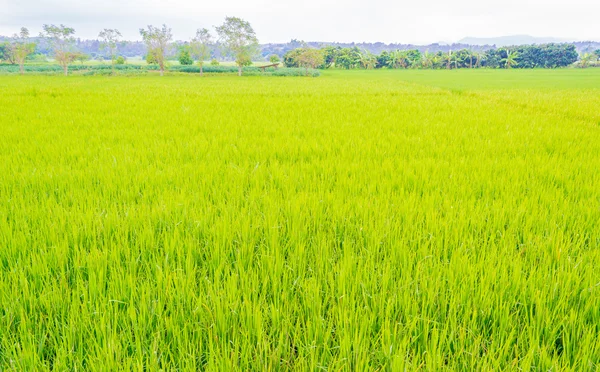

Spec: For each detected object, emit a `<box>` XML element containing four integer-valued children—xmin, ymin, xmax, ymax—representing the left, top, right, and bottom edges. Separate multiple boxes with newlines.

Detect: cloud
<box><xmin>0</xmin><ymin>0</ymin><xmax>598</xmax><ymax>43</ymax></box>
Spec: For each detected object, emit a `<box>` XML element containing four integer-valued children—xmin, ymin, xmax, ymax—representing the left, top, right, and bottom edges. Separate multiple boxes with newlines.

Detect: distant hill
<box><xmin>458</xmin><ymin>35</ymin><xmax>566</xmax><ymax>46</ymax></box>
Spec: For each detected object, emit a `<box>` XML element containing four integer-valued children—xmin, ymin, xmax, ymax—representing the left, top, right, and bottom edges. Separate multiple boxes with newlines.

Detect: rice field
<box><xmin>1</xmin><ymin>69</ymin><xmax>599</xmax><ymax>370</ymax></box>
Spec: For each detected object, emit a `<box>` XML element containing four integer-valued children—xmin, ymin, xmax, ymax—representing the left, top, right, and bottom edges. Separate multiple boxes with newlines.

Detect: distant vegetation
<box><xmin>0</xmin><ymin>21</ymin><xmax>598</xmax><ymax>76</ymax></box>
<box><xmin>283</xmin><ymin>44</ymin><xmax>586</xmax><ymax>70</ymax></box>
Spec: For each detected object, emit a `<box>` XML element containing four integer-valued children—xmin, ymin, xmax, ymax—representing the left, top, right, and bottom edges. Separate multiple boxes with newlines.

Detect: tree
<box><xmin>41</xmin><ymin>24</ymin><xmax>77</xmax><ymax>76</ymax></box>
<box><xmin>421</xmin><ymin>51</ymin><xmax>434</xmax><ymax>69</ymax></box>
<box><xmin>74</xmin><ymin>53</ymin><xmax>90</xmax><ymax>65</ymax></box>
<box><xmin>387</xmin><ymin>50</ymin><xmax>401</xmax><ymax>69</ymax></box>
<box><xmin>215</xmin><ymin>17</ymin><xmax>259</xmax><ymax>76</ymax></box>
<box><xmin>283</xmin><ymin>48</ymin><xmax>303</xmax><ymax>67</ymax></box>
<box><xmin>579</xmin><ymin>53</ymin><xmax>594</xmax><ymax>68</ymax></box>
<box><xmin>11</xmin><ymin>27</ymin><xmax>36</xmax><ymax>75</ymax></box>
<box><xmin>501</xmin><ymin>49</ymin><xmax>519</xmax><ymax>69</ymax></box>
<box><xmin>115</xmin><ymin>56</ymin><xmax>126</xmax><ymax>65</ymax></box>
<box><xmin>190</xmin><ymin>28</ymin><xmax>212</xmax><ymax>75</ymax></box>
<box><xmin>269</xmin><ymin>54</ymin><xmax>280</xmax><ymax>65</ymax></box>
<box><xmin>178</xmin><ymin>46</ymin><xmax>193</xmax><ymax>65</ymax></box>
<box><xmin>358</xmin><ymin>50</ymin><xmax>377</xmax><ymax>69</ymax></box>
<box><xmin>98</xmin><ymin>28</ymin><xmax>122</xmax><ymax>73</ymax></box>
<box><xmin>442</xmin><ymin>51</ymin><xmax>453</xmax><ymax>69</ymax></box>
<box><xmin>594</xmin><ymin>49</ymin><xmax>600</xmax><ymax>61</ymax></box>
<box><xmin>139</xmin><ymin>24</ymin><xmax>172</xmax><ymax>76</ymax></box>
<box><xmin>0</xmin><ymin>43</ymin><xmax>14</xmax><ymax>64</ymax></box>
<box><xmin>296</xmin><ymin>48</ymin><xmax>324</xmax><ymax>75</ymax></box>
<box><xmin>474</xmin><ymin>52</ymin><xmax>483</xmax><ymax>68</ymax></box>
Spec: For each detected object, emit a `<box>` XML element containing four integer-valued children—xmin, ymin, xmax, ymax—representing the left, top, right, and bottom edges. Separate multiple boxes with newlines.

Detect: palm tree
<box><xmin>501</xmin><ymin>50</ymin><xmax>519</xmax><ymax>69</ymax></box>
<box><xmin>421</xmin><ymin>51</ymin><xmax>434</xmax><ymax>69</ymax></box>
<box><xmin>398</xmin><ymin>50</ymin><xmax>410</xmax><ymax>69</ymax></box>
<box><xmin>359</xmin><ymin>50</ymin><xmax>377</xmax><ymax>69</ymax></box>
<box><xmin>450</xmin><ymin>52</ymin><xmax>460</xmax><ymax>69</ymax></box>
<box><xmin>442</xmin><ymin>51</ymin><xmax>453</xmax><ymax>69</ymax></box>
<box><xmin>387</xmin><ymin>51</ymin><xmax>400</xmax><ymax>69</ymax></box>
<box><xmin>474</xmin><ymin>52</ymin><xmax>482</xmax><ymax>68</ymax></box>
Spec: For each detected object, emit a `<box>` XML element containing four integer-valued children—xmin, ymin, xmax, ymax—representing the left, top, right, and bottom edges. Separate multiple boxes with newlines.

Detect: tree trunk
<box><xmin>20</xmin><ymin>63</ymin><xmax>24</xmax><ymax>75</ymax></box>
<box><xmin>200</xmin><ymin>65</ymin><xmax>203</xmax><ymax>76</ymax></box>
<box><xmin>238</xmin><ymin>66</ymin><xmax>242</xmax><ymax>76</ymax></box>
<box><xmin>64</xmin><ymin>64</ymin><xmax>68</xmax><ymax>76</ymax></box>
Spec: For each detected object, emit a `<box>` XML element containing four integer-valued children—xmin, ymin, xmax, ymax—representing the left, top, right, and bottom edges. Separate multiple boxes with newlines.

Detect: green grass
<box><xmin>0</xmin><ymin>70</ymin><xmax>599</xmax><ymax>370</ymax></box>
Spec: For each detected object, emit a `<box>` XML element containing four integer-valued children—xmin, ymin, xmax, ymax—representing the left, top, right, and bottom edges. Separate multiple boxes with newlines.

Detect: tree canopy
<box><xmin>215</xmin><ymin>17</ymin><xmax>258</xmax><ymax>76</ymax></box>
<box><xmin>139</xmin><ymin>24</ymin><xmax>172</xmax><ymax>76</ymax></box>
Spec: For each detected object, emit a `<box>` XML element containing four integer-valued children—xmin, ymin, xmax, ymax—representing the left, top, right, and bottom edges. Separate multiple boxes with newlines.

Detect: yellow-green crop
<box><xmin>0</xmin><ymin>69</ymin><xmax>599</xmax><ymax>370</ymax></box>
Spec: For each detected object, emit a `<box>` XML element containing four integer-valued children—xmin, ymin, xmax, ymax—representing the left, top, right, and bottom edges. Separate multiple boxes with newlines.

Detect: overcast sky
<box><xmin>1</xmin><ymin>0</ymin><xmax>599</xmax><ymax>44</ymax></box>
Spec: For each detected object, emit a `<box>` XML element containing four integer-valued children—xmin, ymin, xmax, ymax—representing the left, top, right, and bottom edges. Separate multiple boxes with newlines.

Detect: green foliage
<box><xmin>283</xmin><ymin>48</ymin><xmax>302</xmax><ymax>68</ymax></box>
<box><xmin>215</xmin><ymin>17</ymin><xmax>259</xmax><ymax>75</ymax></box>
<box><xmin>484</xmin><ymin>44</ymin><xmax>578</xmax><ymax>69</ymax></box>
<box><xmin>74</xmin><ymin>53</ymin><xmax>91</xmax><ymax>64</ymax></box>
<box><xmin>178</xmin><ymin>47</ymin><xmax>193</xmax><ymax>65</ymax></box>
<box><xmin>41</xmin><ymin>24</ymin><xmax>77</xmax><ymax>75</ymax></box>
<box><xmin>115</xmin><ymin>56</ymin><xmax>126</xmax><ymax>65</ymax></box>
<box><xmin>190</xmin><ymin>28</ymin><xmax>212</xmax><ymax>67</ymax></box>
<box><xmin>289</xmin><ymin>44</ymin><xmax>581</xmax><ymax>70</ymax></box>
<box><xmin>98</xmin><ymin>28</ymin><xmax>122</xmax><ymax>65</ymax></box>
<box><xmin>269</xmin><ymin>54</ymin><xmax>280</xmax><ymax>64</ymax></box>
<box><xmin>145</xmin><ymin>53</ymin><xmax>157</xmax><ymax>65</ymax></box>
<box><xmin>210</xmin><ymin>58</ymin><xmax>220</xmax><ymax>66</ymax></box>
<box><xmin>139</xmin><ymin>24</ymin><xmax>172</xmax><ymax>75</ymax></box>
<box><xmin>0</xmin><ymin>70</ymin><xmax>599</xmax><ymax>369</ymax></box>
<box><xmin>0</xmin><ymin>42</ymin><xmax>13</xmax><ymax>63</ymax></box>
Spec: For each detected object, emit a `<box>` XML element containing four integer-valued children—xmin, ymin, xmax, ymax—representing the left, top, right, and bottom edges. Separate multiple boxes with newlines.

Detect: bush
<box><xmin>179</xmin><ymin>49</ymin><xmax>193</xmax><ymax>66</ymax></box>
<box><xmin>115</xmin><ymin>56</ymin><xmax>126</xmax><ymax>65</ymax></box>
<box><xmin>210</xmin><ymin>59</ymin><xmax>220</xmax><ymax>66</ymax></box>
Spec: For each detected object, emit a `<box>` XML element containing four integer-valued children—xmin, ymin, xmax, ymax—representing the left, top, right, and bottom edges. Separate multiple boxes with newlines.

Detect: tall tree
<box><xmin>190</xmin><ymin>28</ymin><xmax>212</xmax><ymax>76</ymax></box>
<box><xmin>442</xmin><ymin>51</ymin><xmax>453</xmax><ymax>69</ymax></box>
<box><xmin>215</xmin><ymin>17</ymin><xmax>258</xmax><ymax>76</ymax></box>
<box><xmin>41</xmin><ymin>24</ymin><xmax>77</xmax><ymax>76</ymax></box>
<box><xmin>98</xmin><ymin>28</ymin><xmax>122</xmax><ymax>74</ymax></box>
<box><xmin>474</xmin><ymin>52</ymin><xmax>483</xmax><ymax>68</ymax></box>
<box><xmin>139</xmin><ymin>25</ymin><xmax>172</xmax><ymax>76</ymax></box>
<box><xmin>11</xmin><ymin>27</ymin><xmax>36</xmax><ymax>75</ymax></box>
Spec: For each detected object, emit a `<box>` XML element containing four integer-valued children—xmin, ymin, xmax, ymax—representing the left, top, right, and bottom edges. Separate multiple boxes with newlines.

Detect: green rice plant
<box><xmin>0</xmin><ymin>69</ymin><xmax>599</xmax><ymax>370</ymax></box>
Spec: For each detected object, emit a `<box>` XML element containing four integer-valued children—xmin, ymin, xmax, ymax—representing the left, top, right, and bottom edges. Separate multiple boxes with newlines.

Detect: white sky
<box><xmin>1</xmin><ymin>0</ymin><xmax>599</xmax><ymax>44</ymax></box>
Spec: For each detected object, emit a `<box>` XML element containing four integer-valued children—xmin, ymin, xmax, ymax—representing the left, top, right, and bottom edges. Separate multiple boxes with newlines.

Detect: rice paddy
<box><xmin>1</xmin><ymin>69</ymin><xmax>599</xmax><ymax>370</ymax></box>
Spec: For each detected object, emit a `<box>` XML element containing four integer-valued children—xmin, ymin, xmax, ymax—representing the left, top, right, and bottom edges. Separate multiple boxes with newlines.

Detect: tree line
<box><xmin>1</xmin><ymin>20</ymin><xmax>599</xmax><ymax>75</ymax></box>
<box><xmin>0</xmin><ymin>17</ymin><xmax>259</xmax><ymax>76</ymax></box>
<box><xmin>283</xmin><ymin>44</ymin><xmax>597</xmax><ymax>70</ymax></box>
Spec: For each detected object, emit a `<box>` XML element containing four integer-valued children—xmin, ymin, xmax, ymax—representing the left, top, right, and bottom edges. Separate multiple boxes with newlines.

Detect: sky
<box><xmin>1</xmin><ymin>0</ymin><xmax>599</xmax><ymax>44</ymax></box>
